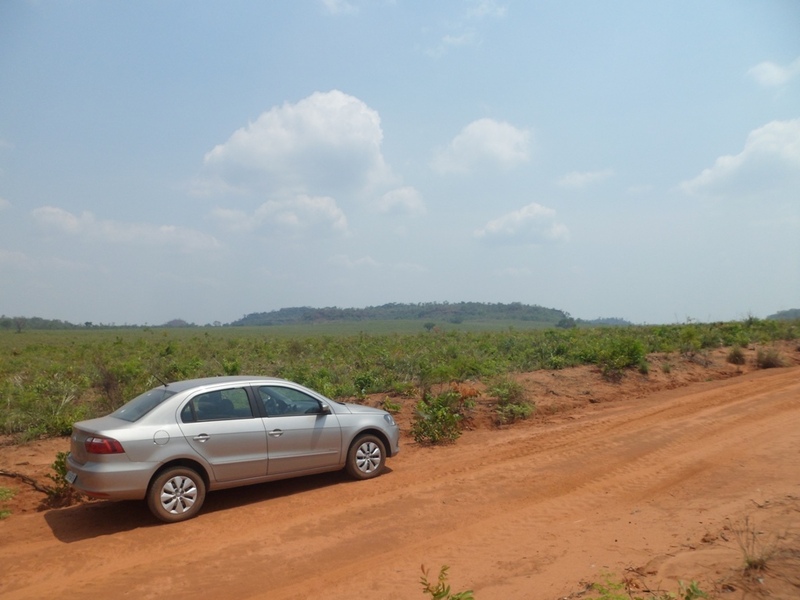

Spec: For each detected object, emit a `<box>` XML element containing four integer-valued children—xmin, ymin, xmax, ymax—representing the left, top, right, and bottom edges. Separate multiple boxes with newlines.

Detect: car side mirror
<box><xmin>319</xmin><ymin>403</ymin><xmax>332</xmax><ymax>415</ymax></box>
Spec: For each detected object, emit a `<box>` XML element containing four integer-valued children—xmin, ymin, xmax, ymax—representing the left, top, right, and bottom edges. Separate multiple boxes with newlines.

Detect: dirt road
<box><xmin>2</xmin><ymin>365</ymin><xmax>799</xmax><ymax>599</ymax></box>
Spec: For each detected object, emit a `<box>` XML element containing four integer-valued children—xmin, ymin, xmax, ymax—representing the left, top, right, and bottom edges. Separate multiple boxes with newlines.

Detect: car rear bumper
<box><xmin>66</xmin><ymin>453</ymin><xmax>154</xmax><ymax>501</ymax></box>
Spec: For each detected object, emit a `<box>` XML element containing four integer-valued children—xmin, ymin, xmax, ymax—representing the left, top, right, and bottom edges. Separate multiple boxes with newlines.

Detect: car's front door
<box><xmin>256</xmin><ymin>385</ymin><xmax>342</xmax><ymax>476</ymax></box>
<box><xmin>178</xmin><ymin>386</ymin><xmax>268</xmax><ymax>483</ymax></box>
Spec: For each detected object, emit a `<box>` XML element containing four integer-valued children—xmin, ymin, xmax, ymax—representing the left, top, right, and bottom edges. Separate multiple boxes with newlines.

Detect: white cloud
<box><xmin>428</xmin><ymin>2</ymin><xmax>507</xmax><ymax>57</ymax></box>
<box><xmin>557</xmin><ymin>168</ymin><xmax>614</xmax><ymax>189</ymax></box>
<box><xmin>203</xmin><ymin>90</ymin><xmax>394</xmax><ymax>198</ymax></box>
<box><xmin>680</xmin><ymin>119</ymin><xmax>800</xmax><ymax>197</ymax></box>
<box><xmin>321</xmin><ymin>0</ymin><xmax>358</xmax><ymax>15</ymax></box>
<box><xmin>426</xmin><ymin>32</ymin><xmax>478</xmax><ymax>58</ymax></box>
<box><xmin>466</xmin><ymin>0</ymin><xmax>508</xmax><ymax>19</ymax></box>
<box><xmin>0</xmin><ymin>248</ymin><xmax>90</xmax><ymax>273</ymax></box>
<box><xmin>32</xmin><ymin>206</ymin><xmax>221</xmax><ymax>253</ymax></box>
<box><xmin>432</xmin><ymin>118</ymin><xmax>531</xmax><ymax>174</ymax></box>
<box><xmin>212</xmin><ymin>194</ymin><xmax>349</xmax><ymax>235</ymax></box>
<box><xmin>374</xmin><ymin>186</ymin><xmax>426</xmax><ymax>215</ymax></box>
<box><xmin>627</xmin><ymin>184</ymin><xmax>655</xmax><ymax>195</ymax></box>
<box><xmin>393</xmin><ymin>261</ymin><xmax>428</xmax><ymax>273</ymax></box>
<box><xmin>474</xmin><ymin>202</ymin><xmax>569</xmax><ymax>243</ymax></box>
<box><xmin>747</xmin><ymin>57</ymin><xmax>800</xmax><ymax>87</ymax></box>
<box><xmin>33</xmin><ymin>206</ymin><xmax>83</xmax><ymax>233</ymax></box>
<box><xmin>500</xmin><ymin>266</ymin><xmax>533</xmax><ymax>277</ymax></box>
<box><xmin>326</xmin><ymin>255</ymin><xmax>428</xmax><ymax>274</ymax></box>
<box><xmin>328</xmin><ymin>254</ymin><xmax>379</xmax><ymax>269</ymax></box>
<box><xmin>441</xmin><ymin>31</ymin><xmax>477</xmax><ymax>49</ymax></box>
<box><xmin>0</xmin><ymin>248</ymin><xmax>32</xmax><ymax>270</ymax></box>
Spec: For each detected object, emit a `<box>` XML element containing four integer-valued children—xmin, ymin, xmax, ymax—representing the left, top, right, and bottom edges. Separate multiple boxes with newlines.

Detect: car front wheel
<box><xmin>147</xmin><ymin>467</ymin><xmax>206</xmax><ymax>523</ymax></box>
<box><xmin>346</xmin><ymin>434</ymin><xmax>386</xmax><ymax>480</ymax></box>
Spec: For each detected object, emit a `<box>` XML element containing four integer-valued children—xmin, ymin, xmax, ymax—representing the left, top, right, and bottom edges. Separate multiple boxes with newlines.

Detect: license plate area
<box><xmin>65</xmin><ymin>471</ymin><xmax>77</xmax><ymax>484</ymax></box>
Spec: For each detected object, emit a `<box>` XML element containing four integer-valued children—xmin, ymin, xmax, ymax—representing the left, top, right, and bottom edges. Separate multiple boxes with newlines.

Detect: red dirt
<box><xmin>1</xmin><ymin>343</ymin><xmax>799</xmax><ymax>599</ymax></box>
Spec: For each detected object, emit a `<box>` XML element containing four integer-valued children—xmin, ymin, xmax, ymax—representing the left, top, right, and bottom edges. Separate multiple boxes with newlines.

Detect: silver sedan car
<box><xmin>66</xmin><ymin>376</ymin><xmax>400</xmax><ymax>522</ymax></box>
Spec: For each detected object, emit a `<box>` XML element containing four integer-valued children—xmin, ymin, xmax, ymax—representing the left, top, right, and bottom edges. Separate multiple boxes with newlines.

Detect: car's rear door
<box><xmin>255</xmin><ymin>385</ymin><xmax>342</xmax><ymax>476</ymax></box>
<box><xmin>177</xmin><ymin>386</ymin><xmax>268</xmax><ymax>483</ymax></box>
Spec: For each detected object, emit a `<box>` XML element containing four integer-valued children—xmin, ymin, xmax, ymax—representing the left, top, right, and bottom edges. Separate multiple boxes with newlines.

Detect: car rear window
<box><xmin>111</xmin><ymin>387</ymin><xmax>176</xmax><ymax>422</ymax></box>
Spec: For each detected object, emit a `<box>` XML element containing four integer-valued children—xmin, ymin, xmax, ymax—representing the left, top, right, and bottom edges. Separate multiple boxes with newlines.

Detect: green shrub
<box><xmin>489</xmin><ymin>377</ymin><xmax>534</xmax><ymax>425</ymax></box>
<box><xmin>488</xmin><ymin>377</ymin><xmax>525</xmax><ymax>404</ymax></box>
<box><xmin>0</xmin><ymin>487</ymin><xmax>15</xmax><ymax>520</ymax></box>
<box><xmin>420</xmin><ymin>565</ymin><xmax>474</xmax><ymax>600</ymax></box>
<box><xmin>727</xmin><ymin>346</ymin><xmax>746</xmax><ymax>365</ymax></box>
<box><xmin>591</xmin><ymin>573</ymin><xmax>628</xmax><ymax>600</ymax></box>
<box><xmin>353</xmin><ymin>371</ymin><xmax>379</xmax><ymax>397</ymax></box>
<box><xmin>678</xmin><ymin>325</ymin><xmax>702</xmax><ymax>355</ymax></box>
<box><xmin>596</xmin><ymin>336</ymin><xmax>646</xmax><ymax>381</ymax></box>
<box><xmin>592</xmin><ymin>572</ymin><xmax>707</xmax><ymax>600</ymax></box>
<box><xmin>678</xmin><ymin>580</ymin><xmax>708</xmax><ymax>600</ymax></box>
<box><xmin>1</xmin><ymin>372</ymin><xmax>89</xmax><ymax>439</ymax></box>
<box><xmin>495</xmin><ymin>401</ymin><xmax>534</xmax><ymax>425</ymax></box>
<box><xmin>92</xmin><ymin>355</ymin><xmax>149</xmax><ymax>413</ymax></box>
<box><xmin>756</xmin><ymin>348</ymin><xmax>784</xmax><ymax>369</ymax></box>
<box><xmin>391</xmin><ymin>381</ymin><xmax>417</xmax><ymax>397</ymax></box>
<box><xmin>382</xmin><ymin>398</ymin><xmax>402</xmax><ymax>413</ymax></box>
<box><xmin>411</xmin><ymin>391</ymin><xmax>466</xmax><ymax>444</ymax></box>
<box><xmin>46</xmin><ymin>451</ymin><xmax>83</xmax><ymax>507</ymax></box>
<box><xmin>222</xmin><ymin>357</ymin><xmax>241</xmax><ymax>375</ymax></box>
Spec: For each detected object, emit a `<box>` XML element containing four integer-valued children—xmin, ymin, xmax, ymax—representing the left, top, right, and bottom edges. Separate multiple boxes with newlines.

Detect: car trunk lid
<box><xmin>68</xmin><ymin>415</ymin><xmax>127</xmax><ymax>464</ymax></box>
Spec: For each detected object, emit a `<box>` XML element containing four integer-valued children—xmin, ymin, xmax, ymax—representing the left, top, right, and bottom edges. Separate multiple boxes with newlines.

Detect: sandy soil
<box><xmin>1</xmin><ymin>344</ymin><xmax>799</xmax><ymax>599</ymax></box>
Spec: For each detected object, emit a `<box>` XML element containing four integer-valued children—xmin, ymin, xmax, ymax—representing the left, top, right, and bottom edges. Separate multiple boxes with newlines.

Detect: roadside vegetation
<box><xmin>415</xmin><ymin>567</ymin><xmax>710</xmax><ymax>599</ymax></box>
<box><xmin>590</xmin><ymin>573</ymin><xmax>708</xmax><ymax>600</ymax></box>
<box><xmin>0</xmin><ymin>318</ymin><xmax>797</xmax><ymax>442</ymax></box>
<box><xmin>412</xmin><ymin>388</ymin><xmax>474</xmax><ymax>445</ymax></box>
<box><xmin>0</xmin><ymin>486</ymin><xmax>14</xmax><ymax>519</ymax></box>
<box><xmin>729</xmin><ymin>515</ymin><xmax>777</xmax><ymax>574</ymax></box>
<box><xmin>420</xmin><ymin>565</ymin><xmax>474</xmax><ymax>600</ymax></box>
<box><xmin>487</xmin><ymin>377</ymin><xmax>533</xmax><ymax>425</ymax></box>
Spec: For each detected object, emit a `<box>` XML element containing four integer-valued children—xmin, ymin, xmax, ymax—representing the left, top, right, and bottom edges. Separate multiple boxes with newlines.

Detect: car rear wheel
<box><xmin>147</xmin><ymin>467</ymin><xmax>206</xmax><ymax>523</ymax></box>
<box><xmin>346</xmin><ymin>434</ymin><xmax>386</xmax><ymax>480</ymax></box>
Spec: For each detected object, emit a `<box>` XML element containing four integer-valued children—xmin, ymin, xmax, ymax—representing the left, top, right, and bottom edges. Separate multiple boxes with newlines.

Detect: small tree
<box><xmin>14</xmin><ymin>317</ymin><xmax>27</xmax><ymax>333</ymax></box>
<box><xmin>556</xmin><ymin>316</ymin><xmax>576</xmax><ymax>329</ymax></box>
<box><xmin>420</xmin><ymin>565</ymin><xmax>474</xmax><ymax>600</ymax></box>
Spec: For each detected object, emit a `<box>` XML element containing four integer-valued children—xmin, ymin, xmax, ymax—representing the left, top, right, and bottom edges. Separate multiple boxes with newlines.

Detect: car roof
<box><xmin>163</xmin><ymin>375</ymin><xmax>288</xmax><ymax>393</ymax></box>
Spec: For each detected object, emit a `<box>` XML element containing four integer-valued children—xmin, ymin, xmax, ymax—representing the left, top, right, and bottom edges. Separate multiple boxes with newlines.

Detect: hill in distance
<box><xmin>767</xmin><ymin>308</ymin><xmax>800</xmax><ymax>320</ymax></box>
<box><xmin>14</xmin><ymin>303</ymin><xmax>800</xmax><ymax>330</ymax></box>
<box><xmin>229</xmin><ymin>302</ymin><xmax>631</xmax><ymax>328</ymax></box>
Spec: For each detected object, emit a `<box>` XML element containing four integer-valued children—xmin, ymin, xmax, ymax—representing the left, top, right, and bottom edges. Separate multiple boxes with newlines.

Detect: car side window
<box><xmin>258</xmin><ymin>386</ymin><xmax>324</xmax><ymax>417</ymax></box>
<box><xmin>181</xmin><ymin>388</ymin><xmax>253</xmax><ymax>422</ymax></box>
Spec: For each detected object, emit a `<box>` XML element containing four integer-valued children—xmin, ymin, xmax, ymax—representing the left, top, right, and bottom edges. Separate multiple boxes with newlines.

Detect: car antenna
<box><xmin>152</xmin><ymin>372</ymin><xmax>169</xmax><ymax>387</ymax></box>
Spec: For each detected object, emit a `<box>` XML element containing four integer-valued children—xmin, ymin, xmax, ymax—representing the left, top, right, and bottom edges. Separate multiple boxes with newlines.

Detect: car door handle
<box><xmin>193</xmin><ymin>434</ymin><xmax>210</xmax><ymax>442</ymax></box>
<box><xmin>268</xmin><ymin>429</ymin><xmax>284</xmax><ymax>437</ymax></box>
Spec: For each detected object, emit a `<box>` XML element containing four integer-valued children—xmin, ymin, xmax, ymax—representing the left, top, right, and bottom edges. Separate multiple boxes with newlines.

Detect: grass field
<box><xmin>1</xmin><ymin>318</ymin><xmax>796</xmax><ymax>441</ymax></box>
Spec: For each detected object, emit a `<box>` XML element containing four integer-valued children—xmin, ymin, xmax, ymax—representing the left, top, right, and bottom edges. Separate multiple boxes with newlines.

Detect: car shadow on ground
<box><xmin>43</xmin><ymin>467</ymin><xmax>392</xmax><ymax>543</ymax></box>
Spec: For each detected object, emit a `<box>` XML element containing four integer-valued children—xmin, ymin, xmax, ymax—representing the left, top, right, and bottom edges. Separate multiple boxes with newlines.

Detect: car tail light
<box><xmin>85</xmin><ymin>436</ymin><xmax>125</xmax><ymax>454</ymax></box>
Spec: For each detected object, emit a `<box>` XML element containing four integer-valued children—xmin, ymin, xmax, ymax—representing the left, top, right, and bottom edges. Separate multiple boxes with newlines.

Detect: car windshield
<box><xmin>111</xmin><ymin>387</ymin><xmax>176</xmax><ymax>422</ymax></box>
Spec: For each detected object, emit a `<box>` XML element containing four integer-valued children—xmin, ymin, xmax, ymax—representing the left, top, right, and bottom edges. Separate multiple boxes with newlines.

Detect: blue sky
<box><xmin>1</xmin><ymin>0</ymin><xmax>798</xmax><ymax>325</ymax></box>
